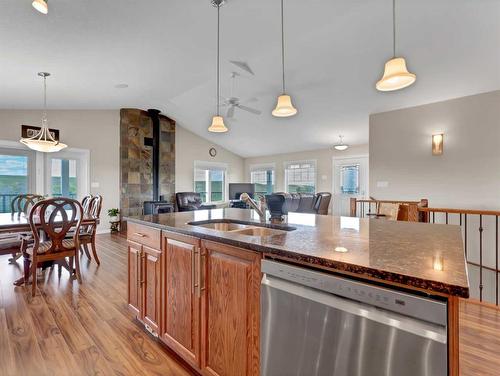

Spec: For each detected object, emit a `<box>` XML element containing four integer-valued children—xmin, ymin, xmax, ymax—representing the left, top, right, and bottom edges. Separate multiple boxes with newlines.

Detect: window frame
<box><xmin>193</xmin><ymin>161</ymin><xmax>228</xmax><ymax>204</ymax></box>
<box><xmin>249</xmin><ymin>163</ymin><xmax>276</xmax><ymax>199</ymax></box>
<box><xmin>284</xmin><ymin>159</ymin><xmax>317</xmax><ymax>194</ymax></box>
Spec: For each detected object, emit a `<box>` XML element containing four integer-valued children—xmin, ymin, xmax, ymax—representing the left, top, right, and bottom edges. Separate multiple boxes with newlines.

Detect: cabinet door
<box><xmin>127</xmin><ymin>241</ymin><xmax>142</xmax><ymax>317</ymax></box>
<box><xmin>142</xmin><ymin>245</ymin><xmax>162</xmax><ymax>333</ymax></box>
<box><xmin>162</xmin><ymin>233</ymin><xmax>201</xmax><ymax>368</ymax></box>
<box><xmin>200</xmin><ymin>240</ymin><xmax>261</xmax><ymax>376</ymax></box>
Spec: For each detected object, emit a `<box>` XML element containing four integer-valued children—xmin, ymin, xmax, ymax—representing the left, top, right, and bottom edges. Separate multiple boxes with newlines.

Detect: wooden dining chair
<box><xmin>79</xmin><ymin>195</ymin><xmax>102</xmax><ymax>265</ymax></box>
<box><xmin>7</xmin><ymin>194</ymin><xmax>44</xmax><ymax>263</ymax></box>
<box><xmin>24</xmin><ymin>198</ymin><xmax>83</xmax><ymax>297</ymax></box>
<box><xmin>82</xmin><ymin>195</ymin><xmax>93</xmax><ymax>213</ymax></box>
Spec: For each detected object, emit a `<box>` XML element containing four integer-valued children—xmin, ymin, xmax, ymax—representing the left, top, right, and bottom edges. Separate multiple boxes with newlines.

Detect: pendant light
<box><xmin>208</xmin><ymin>0</ymin><xmax>228</xmax><ymax>133</ymax></box>
<box><xmin>334</xmin><ymin>135</ymin><xmax>349</xmax><ymax>151</ymax></box>
<box><xmin>376</xmin><ymin>0</ymin><xmax>416</xmax><ymax>92</ymax></box>
<box><xmin>20</xmin><ymin>73</ymin><xmax>67</xmax><ymax>153</ymax></box>
<box><xmin>272</xmin><ymin>0</ymin><xmax>297</xmax><ymax>117</ymax></box>
<box><xmin>32</xmin><ymin>0</ymin><xmax>48</xmax><ymax>14</ymax></box>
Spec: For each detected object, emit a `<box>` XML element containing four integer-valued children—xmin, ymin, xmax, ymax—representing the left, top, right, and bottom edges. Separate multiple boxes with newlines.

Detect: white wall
<box><xmin>0</xmin><ymin>110</ymin><xmax>120</xmax><ymax>232</ymax></box>
<box><xmin>370</xmin><ymin>90</ymin><xmax>500</xmax><ymax>210</ymax></box>
<box><xmin>175</xmin><ymin>125</ymin><xmax>245</xmax><ymax>194</ymax></box>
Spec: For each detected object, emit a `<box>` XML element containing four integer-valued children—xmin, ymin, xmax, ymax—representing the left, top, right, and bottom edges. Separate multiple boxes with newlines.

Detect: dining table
<box><xmin>0</xmin><ymin>211</ymin><xmax>99</xmax><ymax>285</ymax></box>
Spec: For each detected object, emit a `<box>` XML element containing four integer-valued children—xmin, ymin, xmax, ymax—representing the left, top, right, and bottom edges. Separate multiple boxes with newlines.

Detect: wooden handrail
<box><xmin>419</xmin><ymin>207</ymin><xmax>500</xmax><ymax>216</ymax></box>
<box><xmin>355</xmin><ymin>199</ymin><xmax>421</xmax><ymax>205</ymax></box>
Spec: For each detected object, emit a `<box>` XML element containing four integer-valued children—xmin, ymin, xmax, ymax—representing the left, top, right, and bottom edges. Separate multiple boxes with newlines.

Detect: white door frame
<box><xmin>332</xmin><ymin>154</ymin><xmax>369</xmax><ymax>215</ymax></box>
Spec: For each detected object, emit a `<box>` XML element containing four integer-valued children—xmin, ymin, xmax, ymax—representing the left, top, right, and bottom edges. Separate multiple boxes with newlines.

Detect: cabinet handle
<box><xmin>192</xmin><ymin>248</ymin><xmax>199</xmax><ymax>294</ymax></box>
<box><xmin>198</xmin><ymin>253</ymin><xmax>206</xmax><ymax>297</ymax></box>
<box><xmin>133</xmin><ymin>232</ymin><xmax>146</xmax><ymax>238</ymax></box>
<box><xmin>140</xmin><ymin>251</ymin><xmax>146</xmax><ymax>285</ymax></box>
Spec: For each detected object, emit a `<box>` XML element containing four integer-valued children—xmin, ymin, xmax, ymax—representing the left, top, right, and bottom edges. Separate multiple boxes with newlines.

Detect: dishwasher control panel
<box><xmin>261</xmin><ymin>259</ymin><xmax>447</xmax><ymax>327</ymax></box>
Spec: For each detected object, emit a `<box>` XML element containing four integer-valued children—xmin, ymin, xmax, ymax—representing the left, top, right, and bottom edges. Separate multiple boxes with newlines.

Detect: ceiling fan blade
<box><xmin>229</xmin><ymin>60</ymin><xmax>255</xmax><ymax>75</ymax></box>
<box><xmin>237</xmin><ymin>105</ymin><xmax>261</xmax><ymax>115</ymax></box>
<box><xmin>242</xmin><ymin>97</ymin><xmax>258</xmax><ymax>104</ymax></box>
<box><xmin>227</xmin><ymin>106</ymin><xmax>235</xmax><ymax>118</ymax></box>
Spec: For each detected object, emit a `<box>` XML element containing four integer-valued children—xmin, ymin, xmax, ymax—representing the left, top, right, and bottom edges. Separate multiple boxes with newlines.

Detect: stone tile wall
<box><xmin>120</xmin><ymin>108</ymin><xmax>175</xmax><ymax>217</ymax></box>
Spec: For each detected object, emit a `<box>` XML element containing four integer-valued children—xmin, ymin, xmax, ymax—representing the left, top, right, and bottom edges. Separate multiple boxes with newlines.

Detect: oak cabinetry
<box><xmin>127</xmin><ymin>223</ymin><xmax>162</xmax><ymax>335</ymax></box>
<box><xmin>200</xmin><ymin>240</ymin><xmax>261</xmax><ymax>376</ymax></box>
<box><xmin>161</xmin><ymin>231</ymin><xmax>202</xmax><ymax>369</ymax></box>
<box><xmin>128</xmin><ymin>223</ymin><xmax>261</xmax><ymax>376</ymax></box>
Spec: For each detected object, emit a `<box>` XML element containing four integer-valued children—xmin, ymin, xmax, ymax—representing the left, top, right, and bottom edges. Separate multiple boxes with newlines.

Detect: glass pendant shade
<box><xmin>376</xmin><ymin>57</ymin><xmax>416</xmax><ymax>92</ymax></box>
<box><xmin>334</xmin><ymin>144</ymin><xmax>349</xmax><ymax>151</ymax></box>
<box><xmin>208</xmin><ymin>115</ymin><xmax>228</xmax><ymax>133</ymax></box>
<box><xmin>32</xmin><ymin>0</ymin><xmax>48</xmax><ymax>14</ymax></box>
<box><xmin>272</xmin><ymin>94</ymin><xmax>297</xmax><ymax>117</ymax></box>
<box><xmin>20</xmin><ymin>72</ymin><xmax>67</xmax><ymax>152</ymax></box>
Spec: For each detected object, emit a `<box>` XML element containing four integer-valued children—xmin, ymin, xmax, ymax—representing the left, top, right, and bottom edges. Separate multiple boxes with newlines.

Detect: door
<box><xmin>45</xmin><ymin>149</ymin><xmax>89</xmax><ymax>199</ymax></box>
<box><xmin>162</xmin><ymin>233</ymin><xmax>201</xmax><ymax>368</ymax></box>
<box><xmin>200</xmin><ymin>240</ymin><xmax>261</xmax><ymax>376</ymax></box>
<box><xmin>127</xmin><ymin>241</ymin><xmax>142</xmax><ymax>317</ymax></box>
<box><xmin>142</xmin><ymin>245</ymin><xmax>162</xmax><ymax>333</ymax></box>
<box><xmin>332</xmin><ymin>156</ymin><xmax>368</xmax><ymax>216</ymax></box>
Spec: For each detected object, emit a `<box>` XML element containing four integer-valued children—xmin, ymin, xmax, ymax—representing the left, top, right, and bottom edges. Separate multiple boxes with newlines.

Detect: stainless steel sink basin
<box><xmin>232</xmin><ymin>227</ymin><xmax>287</xmax><ymax>237</ymax></box>
<box><xmin>193</xmin><ymin>222</ymin><xmax>253</xmax><ymax>231</ymax></box>
<box><xmin>187</xmin><ymin>220</ymin><xmax>296</xmax><ymax>237</ymax></box>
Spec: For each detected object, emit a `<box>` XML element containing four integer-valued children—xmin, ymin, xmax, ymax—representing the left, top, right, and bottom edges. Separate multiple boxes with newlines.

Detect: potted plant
<box><xmin>108</xmin><ymin>208</ymin><xmax>120</xmax><ymax>223</ymax></box>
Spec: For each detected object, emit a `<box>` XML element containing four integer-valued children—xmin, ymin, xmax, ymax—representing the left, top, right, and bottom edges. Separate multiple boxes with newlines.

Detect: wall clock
<box><xmin>209</xmin><ymin>147</ymin><xmax>217</xmax><ymax>157</ymax></box>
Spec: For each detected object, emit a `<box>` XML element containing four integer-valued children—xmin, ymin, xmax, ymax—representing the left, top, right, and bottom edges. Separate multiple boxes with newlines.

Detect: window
<box><xmin>285</xmin><ymin>161</ymin><xmax>316</xmax><ymax>194</ymax></box>
<box><xmin>340</xmin><ymin>164</ymin><xmax>359</xmax><ymax>194</ymax></box>
<box><xmin>250</xmin><ymin>166</ymin><xmax>275</xmax><ymax>199</ymax></box>
<box><xmin>50</xmin><ymin>158</ymin><xmax>78</xmax><ymax>199</ymax></box>
<box><xmin>0</xmin><ymin>148</ymin><xmax>34</xmax><ymax>213</ymax></box>
<box><xmin>194</xmin><ymin>162</ymin><xmax>227</xmax><ymax>203</ymax></box>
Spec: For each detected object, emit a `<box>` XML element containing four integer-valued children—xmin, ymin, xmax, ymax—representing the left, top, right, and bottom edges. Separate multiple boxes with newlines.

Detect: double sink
<box><xmin>187</xmin><ymin>220</ymin><xmax>296</xmax><ymax>238</ymax></box>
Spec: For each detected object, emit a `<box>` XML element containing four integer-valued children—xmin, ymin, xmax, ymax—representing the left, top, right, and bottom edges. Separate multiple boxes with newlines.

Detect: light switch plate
<box><xmin>376</xmin><ymin>181</ymin><xmax>389</xmax><ymax>188</ymax></box>
<box><xmin>91</xmin><ymin>182</ymin><xmax>100</xmax><ymax>188</ymax></box>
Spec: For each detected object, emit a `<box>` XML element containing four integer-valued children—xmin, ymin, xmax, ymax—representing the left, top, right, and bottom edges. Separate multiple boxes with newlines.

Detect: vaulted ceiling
<box><xmin>0</xmin><ymin>0</ymin><xmax>499</xmax><ymax>157</ymax></box>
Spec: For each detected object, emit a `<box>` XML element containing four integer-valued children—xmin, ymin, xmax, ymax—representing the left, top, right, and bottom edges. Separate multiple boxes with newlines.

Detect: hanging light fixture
<box><xmin>208</xmin><ymin>0</ymin><xmax>228</xmax><ymax>133</ymax></box>
<box><xmin>376</xmin><ymin>0</ymin><xmax>416</xmax><ymax>92</ymax></box>
<box><xmin>334</xmin><ymin>135</ymin><xmax>349</xmax><ymax>151</ymax></box>
<box><xmin>272</xmin><ymin>0</ymin><xmax>297</xmax><ymax>117</ymax></box>
<box><xmin>20</xmin><ymin>73</ymin><xmax>67</xmax><ymax>153</ymax></box>
<box><xmin>32</xmin><ymin>0</ymin><xmax>48</xmax><ymax>14</ymax></box>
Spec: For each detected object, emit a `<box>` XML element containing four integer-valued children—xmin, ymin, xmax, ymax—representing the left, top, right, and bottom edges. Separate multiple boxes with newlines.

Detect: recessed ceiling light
<box><xmin>114</xmin><ymin>84</ymin><xmax>129</xmax><ymax>89</ymax></box>
<box><xmin>32</xmin><ymin>0</ymin><xmax>48</xmax><ymax>14</ymax></box>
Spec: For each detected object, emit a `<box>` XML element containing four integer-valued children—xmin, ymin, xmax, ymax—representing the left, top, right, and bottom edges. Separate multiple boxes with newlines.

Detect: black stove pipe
<box><xmin>147</xmin><ymin>109</ymin><xmax>161</xmax><ymax>202</ymax></box>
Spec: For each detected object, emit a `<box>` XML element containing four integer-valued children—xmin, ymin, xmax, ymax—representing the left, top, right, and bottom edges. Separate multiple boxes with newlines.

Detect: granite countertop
<box><xmin>125</xmin><ymin>208</ymin><xmax>469</xmax><ymax>298</ymax></box>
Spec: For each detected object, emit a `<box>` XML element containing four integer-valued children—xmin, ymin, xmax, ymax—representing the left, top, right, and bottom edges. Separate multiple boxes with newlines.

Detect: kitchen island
<box><xmin>125</xmin><ymin>208</ymin><xmax>469</xmax><ymax>376</ymax></box>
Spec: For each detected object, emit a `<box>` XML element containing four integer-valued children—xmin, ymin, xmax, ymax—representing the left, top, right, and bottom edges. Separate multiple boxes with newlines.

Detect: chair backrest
<box><xmin>83</xmin><ymin>195</ymin><xmax>102</xmax><ymax>234</ymax></box>
<box><xmin>377</xmin><ymin>202</ymin><xmax>401</xmax><ymax>221</ymax></box>
<box><xmin>314</xmin><ymin>192</ymin><xmax>332</xmax><ymax>215</ymax></box>
<box><xmin>11</xmin><ymin>194</ymin><xmax>44</xmax><ymax>216</ymax></box>
<box><xmin>82</xmin><ymin>195</ymin><xmax>93</xmax><ymax>213</ymax></box>
<box><xmin>29</xmin><ymin>198</ymin><xmax>83</xmax><ymax>255</ymax></box>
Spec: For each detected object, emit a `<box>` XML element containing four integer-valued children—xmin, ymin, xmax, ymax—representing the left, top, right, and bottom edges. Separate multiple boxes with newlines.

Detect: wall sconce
<box><xmin>432</xmin><ymin>133</ymin><xmax>444</xmax><ymax>155</ymax></box>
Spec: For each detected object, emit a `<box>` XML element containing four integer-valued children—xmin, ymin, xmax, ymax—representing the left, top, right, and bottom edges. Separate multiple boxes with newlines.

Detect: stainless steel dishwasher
<box><xmin>261</xmin><ymin>260</ymin><xmax>448</xmax><ymax>376</ymax></box>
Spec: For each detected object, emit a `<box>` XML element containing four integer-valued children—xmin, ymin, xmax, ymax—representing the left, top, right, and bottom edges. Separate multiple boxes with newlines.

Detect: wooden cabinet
<box><xmin>200</xmin><ymin>240</ymin><xmax>261</xmax><ymax>376</ymax></box>
<box><xmin>127</xmin><ymin>241</ymin><xmax>142</xmax><ymax>316</ymax></box>
<box><xmin>127</xmin><ymin>225</ymin><xmax>261</xmax><ymax>376</ymax></box>
<box><xmin>127</xmin><ymin>223</ymin><xmax>162</xmax><ymax>335</ymax></box>
<box><xmin>161</xmin><ymin>231</ymin><xmax>201</xmax><ymax>369</ymax></box>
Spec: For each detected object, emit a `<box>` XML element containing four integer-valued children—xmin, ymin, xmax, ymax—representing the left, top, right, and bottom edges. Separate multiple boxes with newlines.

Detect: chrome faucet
<box><xmin>239</xmin><ymin>193</ymin><xmax>266</xmax><ymax>222</ymax></box>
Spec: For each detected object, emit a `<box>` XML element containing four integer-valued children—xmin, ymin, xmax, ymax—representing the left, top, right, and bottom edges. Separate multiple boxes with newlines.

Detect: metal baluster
<box><xmin>459</xmin><ymin>213</ymin><xmax>462</xmax><ymax>226</ymax></box>
<box><xmin>445</xmin><ymin>212</ymin><xmax>448</xmax><ymax>225</ymax></box>
<box><xmin>432</xmin><ymin>211</ymin><xmax>435</xmax><ymax>224</ymax></box>
<box><xmin>496</xmin><ymin>216</ymin><xmax>499</xmax><ymax>306</ymax></box>
<box><xmin>479</xmin><ymin>215</ymin><xmax>483</xmax><ymax>302</ymax></box>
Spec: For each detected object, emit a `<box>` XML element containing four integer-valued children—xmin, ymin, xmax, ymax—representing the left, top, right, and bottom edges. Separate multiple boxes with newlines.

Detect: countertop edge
<box><xmin>124</xmin><ymin>216</ymin><xmax>470</xmax><ymax>299</ymax></box>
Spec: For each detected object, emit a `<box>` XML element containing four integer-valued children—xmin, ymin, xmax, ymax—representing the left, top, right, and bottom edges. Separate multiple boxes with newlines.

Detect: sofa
<box><xmin>269</xmin><ymin>192</ymin><xmax>332</xmax><ymax>215</ymax></box>
<box><xmin>175</xmin><ymin>192</ymin><xmax>217</xmax><ymax>212</ymax></box>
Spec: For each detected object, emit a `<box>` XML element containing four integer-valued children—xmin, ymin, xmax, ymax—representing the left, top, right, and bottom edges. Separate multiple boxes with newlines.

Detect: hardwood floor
<box><xmin>0</xmin><ymin>233</ymin><xmax>499</xmax><ymax>375</ymax></box>
<box><xmin>0</xmin><ymin>234</ymin><xmax>194</xmax><ymax>376</ymax></box>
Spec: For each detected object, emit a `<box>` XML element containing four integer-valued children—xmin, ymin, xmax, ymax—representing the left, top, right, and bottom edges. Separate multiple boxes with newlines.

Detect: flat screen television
<box><xmin>229</xmin><ymin>183</ymin><xmax>255</xmax><ymax>200</ymax></box>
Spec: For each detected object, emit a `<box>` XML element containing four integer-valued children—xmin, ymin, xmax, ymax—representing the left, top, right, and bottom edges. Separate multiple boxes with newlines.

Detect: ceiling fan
<box><xmin>220</xmin><ymin>72</ymin><xmax>261</xmax><ymax>119</ymax></box>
